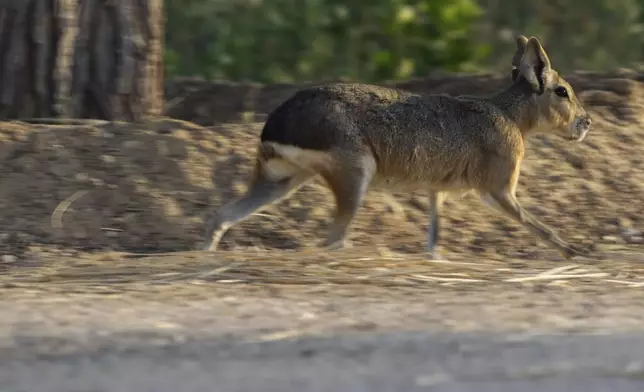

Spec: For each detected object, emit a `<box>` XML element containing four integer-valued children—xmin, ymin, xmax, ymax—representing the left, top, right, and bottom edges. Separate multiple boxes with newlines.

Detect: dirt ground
<box><xmin>1</xmin><ymin>71</ymin><xmax>644</xmax><ymax>349</ymax></box>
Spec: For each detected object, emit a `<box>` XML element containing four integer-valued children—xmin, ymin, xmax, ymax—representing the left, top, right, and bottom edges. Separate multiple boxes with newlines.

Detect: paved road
<box><xmin>2</xmin><ymin>331</ymin><xmax>644</xmax><ymax>392</ymax></box>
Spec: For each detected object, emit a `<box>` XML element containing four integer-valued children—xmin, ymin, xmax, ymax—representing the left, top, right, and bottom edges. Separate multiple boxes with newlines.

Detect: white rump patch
<box><xmin>263</xmin><ymin>158</ymin><xmax>298</xmax><ymax>181</ymax></box>
<box><xmin>261</xmin><ymin>141</ymin><xmax>335</xmax><ymax>176</ymax></box>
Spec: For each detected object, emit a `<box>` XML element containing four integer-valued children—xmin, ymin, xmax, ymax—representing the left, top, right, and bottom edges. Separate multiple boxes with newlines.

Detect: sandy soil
<box><xmin>1</xmin><ymin>71</ymin><xmax>644</xmax><ymax>390</ymax></box>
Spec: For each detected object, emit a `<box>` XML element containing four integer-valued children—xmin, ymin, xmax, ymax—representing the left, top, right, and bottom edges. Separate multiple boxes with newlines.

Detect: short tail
<box><xmin>254</xmin><ymin>141</ymin><xmax>300</xmax><ymax>182</ymax></box>
<box><xmin>257</xmin><ymin>141</ymin><xmax>279</xmax><ymax>163</ymax></box>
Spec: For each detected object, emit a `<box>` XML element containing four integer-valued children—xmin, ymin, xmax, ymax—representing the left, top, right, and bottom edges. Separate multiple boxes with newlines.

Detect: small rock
<box><xmin>408</xmin><ymin>196</ymin><xmax>429</xmax><ymax>211</ymax></box>
<box><xmin>75</xmin><ymin>172</ymin><xmax>90</xmax><ymax>182</ymax></box>
<box><xmin>123</xmin><ymin>140</ymin><xmax>141</xmax><ymax>149</ymax></box>
<box><xmin>11</xmin><ymin>131</ymin><xmax>29</xmax><ymax>142</ymax></box>
<box><xmin>623</xmin><ymin>228</ymin><xmax>642</xmax><ymax>237</ymax></box>
<box><xmin>566</xmin><ymin>154</ymin><xmax>586</xmax><ymax>169</ymax></box>
<box><xmin>299</xmin><ymin>312</ymin><xmax>318</xmax><ymax>321</ymax></box>
<box><xmin>618</xmin><ymin>217</ymin><xmax>634</xmax><ymax>229</ymax></box>
<box><xmin>601</xmin><ymin>235</ymin><xmax>623</xmax><ymax>244</ymax></box>
<box><xmin>2</xmin><ymin>255</ymin><xmax>17</xmax><ymax>263</ymax></box>
<box><xmin>628</xmin><ymin>236</ymin><xmax>644</xmax><ymax>244</ymax></box>
<box><xmin>101</xmin><ymin>154</ymin><xmax>116</xmax><ymax>164</ymax></box>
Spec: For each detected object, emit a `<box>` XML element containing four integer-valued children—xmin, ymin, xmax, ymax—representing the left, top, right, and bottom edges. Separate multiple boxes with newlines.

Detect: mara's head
<box><xmin>511</xmin><ymin>35</ymin><xmax>592</xmax><ymax>142</ymax></box>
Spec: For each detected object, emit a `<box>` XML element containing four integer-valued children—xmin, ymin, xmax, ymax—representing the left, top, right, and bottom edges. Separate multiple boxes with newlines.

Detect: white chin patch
<box><xmin>570</xmin><ymin>119</ymin><xmax>589</xmax><ymax>142</ymax></box>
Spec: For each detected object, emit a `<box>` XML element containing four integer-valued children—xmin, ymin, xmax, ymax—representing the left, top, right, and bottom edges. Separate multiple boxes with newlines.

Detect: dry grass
<box><xmin>3</xmin><ymin>248</ymin><xmax>643</xmax><ymax>294</ymax></box>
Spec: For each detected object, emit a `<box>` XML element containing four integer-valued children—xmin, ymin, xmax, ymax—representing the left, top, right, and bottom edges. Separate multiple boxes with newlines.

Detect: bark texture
<box><xmin>0</xmin><ymin>0</ymin><xmax>164</xmax><ymax>121</ymax></box>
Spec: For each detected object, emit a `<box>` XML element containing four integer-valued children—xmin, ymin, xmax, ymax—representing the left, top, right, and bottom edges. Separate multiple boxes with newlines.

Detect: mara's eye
<box><xmin>554</xmin><ymin>86</ymin><xmax>569</xmax><ymax>98</ymax></box>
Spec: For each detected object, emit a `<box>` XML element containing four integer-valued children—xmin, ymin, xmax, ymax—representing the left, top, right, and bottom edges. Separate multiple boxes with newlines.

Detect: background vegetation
<box><xmin>164</xmin><ymin>0</ymin><xmax>644</xmax><ymax>83</ymax></box>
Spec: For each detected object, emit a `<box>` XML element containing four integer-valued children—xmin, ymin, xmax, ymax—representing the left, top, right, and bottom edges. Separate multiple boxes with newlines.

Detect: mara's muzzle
<box><xmin>569</xmin><ymin>115</ymin><xmax>592</xmax><ymax>142</ymax></box>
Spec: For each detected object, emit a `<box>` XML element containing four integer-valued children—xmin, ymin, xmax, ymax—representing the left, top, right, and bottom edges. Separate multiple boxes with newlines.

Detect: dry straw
<box><xmin>2</xmin><ymin>248</ymin><xmax>642</xmax><ymax>291</ymax></box>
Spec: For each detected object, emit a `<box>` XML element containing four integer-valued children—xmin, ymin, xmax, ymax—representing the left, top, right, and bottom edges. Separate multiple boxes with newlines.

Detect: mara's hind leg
<box><xmin>425</xmin><ymin>192</ymin><xmax>448</xmax><ymax>260</ymax></box>
<box><xmin>202</xmin><ymin>167</ymin><xmax>312</xmax><ymax>251</ymax></box>
<box><xmin>319</xmin><ymin>154</ymin><xmax>376</xmax><ymax>250</ymax></box>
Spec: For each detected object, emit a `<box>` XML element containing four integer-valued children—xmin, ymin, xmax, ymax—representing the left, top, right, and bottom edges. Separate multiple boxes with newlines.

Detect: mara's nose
<box><xmin>583</xmin><ymin>115</ymin><xmax>592</xmax><ymax>128</ymax></box>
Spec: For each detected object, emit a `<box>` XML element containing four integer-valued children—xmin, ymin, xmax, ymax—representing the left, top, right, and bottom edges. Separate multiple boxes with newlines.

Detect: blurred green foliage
<box><xmin>164</xmin><ymin>0</ymin><xmax>644</xmax><ymax>83</ymax></box>
<box><xmin>164</xmin><ymin>0</ymin><xmax>487</xmax><ymax>82</ymax></box>
<box><xmin>478</xmin><ymin>0</ymin><xmax>644</xmax><ymax>72</ymax></box>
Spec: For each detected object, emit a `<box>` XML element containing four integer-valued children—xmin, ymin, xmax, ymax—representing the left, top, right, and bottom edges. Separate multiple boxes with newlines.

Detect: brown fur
<box><xmin>202</xmin><ymin>35</ymin><xmax>592</xmax><ymax>260</ymax></box>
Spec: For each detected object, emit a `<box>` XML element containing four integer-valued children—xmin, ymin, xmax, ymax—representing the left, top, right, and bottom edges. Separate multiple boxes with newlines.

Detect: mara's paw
<box><xmin>319</xmin><ymin>239</ymin><xmax>352</xmax><ymax>251</ymax></box>
<box><xmin>424</xmin><ymin>249</ymin><xmax>450</xmax><ymax>263</ymax></box>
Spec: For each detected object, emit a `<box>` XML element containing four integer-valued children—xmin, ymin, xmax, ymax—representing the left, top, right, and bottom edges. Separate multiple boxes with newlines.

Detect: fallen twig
<box><xmin>504</xmin><ymin>272</ymin><xmax>609</xmax><ymax>283</ymax></box>
<box><xmin>51</xmin><ymin>190</ymin><xmax>90</xmax><ymax>229</ymax></box>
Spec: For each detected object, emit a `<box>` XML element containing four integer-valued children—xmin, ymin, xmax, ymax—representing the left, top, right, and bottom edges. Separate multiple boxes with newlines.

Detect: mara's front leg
<box><xmin>482</xmin><ymin>190</ymin><xmax>589</xmax><ymax>259</ymax></box>
<box><xmin>479</xmin><ymin>157</ymin><xmax>589</xmax><ymax>260</ymax></box>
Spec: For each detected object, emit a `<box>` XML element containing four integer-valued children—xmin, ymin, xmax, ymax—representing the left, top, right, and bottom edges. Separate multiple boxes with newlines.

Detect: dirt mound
<box><xmin>164</xmin><ymin>70</ymin><xmax>644</xmax><ymax>125</ymax></box>
<box><xmin>2</xmin><ymin>73</ymin><xmax>644</xmax><ymax>260</ymax></box>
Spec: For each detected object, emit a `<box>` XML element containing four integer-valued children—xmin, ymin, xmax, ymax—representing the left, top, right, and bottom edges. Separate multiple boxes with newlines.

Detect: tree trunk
<box><xmin>0</xmin><ymin>0</ymin><xmax>164</xmax><ymax>121</ymax></box>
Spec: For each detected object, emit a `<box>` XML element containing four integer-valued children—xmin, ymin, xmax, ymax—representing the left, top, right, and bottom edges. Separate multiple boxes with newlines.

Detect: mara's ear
<box><xmin>511</xmin><ymin>35</ymin><xmax>528</xmax><ymax>82</ymax></box>
<box><xmin>519</xmin><ymin>37</ymin><xmax>552</xmax><ymax>95</ymax></box>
